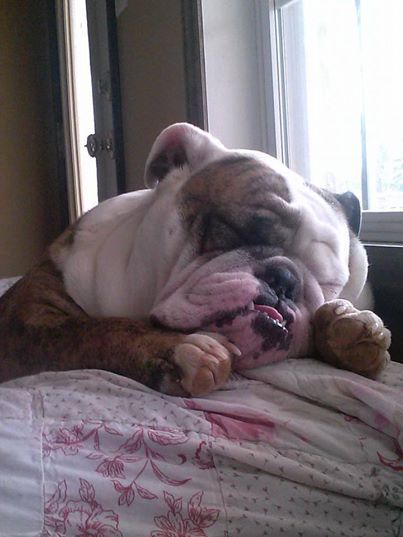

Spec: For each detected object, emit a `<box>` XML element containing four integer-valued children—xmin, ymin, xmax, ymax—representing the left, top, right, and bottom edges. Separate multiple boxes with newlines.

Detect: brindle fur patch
<box><xmin>0</xmin><ymin>248</ymin><xmax>188</xmax><ymax>390</ymax></box>
<box><xmin>178</xmin><ymin>156</ymin><xmax>300</xmax><ymax>253</ymax></box>
<box><xmin>48</xmin><ymin>222</ymin><xmax>78</xmax><ymax>259</ymax></box>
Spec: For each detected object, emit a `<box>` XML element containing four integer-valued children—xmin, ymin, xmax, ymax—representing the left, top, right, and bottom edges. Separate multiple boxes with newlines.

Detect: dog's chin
<box><xmin>204</xmin><ymin>308</ymin><xmax>293</xmax><ymax>370</ymax></box>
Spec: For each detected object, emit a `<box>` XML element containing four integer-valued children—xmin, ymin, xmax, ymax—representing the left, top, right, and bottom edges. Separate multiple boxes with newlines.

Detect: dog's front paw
<box><xmin>166</xmin><ymin>332</ymin><xmax>240</xmax><ymax>396</ymax></box>
<box><xmin>313</xmin><ymin>299</ymin><xmax>391</xmax><ymax>377</ymax></box>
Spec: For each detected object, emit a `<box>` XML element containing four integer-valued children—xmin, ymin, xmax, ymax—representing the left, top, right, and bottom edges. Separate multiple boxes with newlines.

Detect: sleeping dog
<box><xmin>0</xmin><ymin>123</ymin><xmax>391</xmax><ymax>395</ymax></box>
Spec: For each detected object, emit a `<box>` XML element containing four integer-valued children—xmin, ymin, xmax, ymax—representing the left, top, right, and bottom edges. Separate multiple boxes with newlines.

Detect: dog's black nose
<box><xmin>266</xmin><ymin>266</ymin><xmax>300</xmax><ymax>301</ymax></box>
<box><xmin>256</xmin><ymin>265</ymin><xmax>300</xmax><ymax>303</ymax></box>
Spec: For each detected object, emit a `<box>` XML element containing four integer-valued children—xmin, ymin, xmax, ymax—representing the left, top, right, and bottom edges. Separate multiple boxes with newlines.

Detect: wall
<box><xmin>202</xmin><ymin>0</ymin><xmax>270</xmax><ymax>152</ymax></box>
<box><xmin>116</xmin><ymin>0</ymin><xmax>187</xmax><ymax>191</ymax></box>
<box><xmin>0</xmin><ymin>0</ymin><xmax>188</xmax><ymax>276</ymax></box>
<box><xmin>0</xmin><ymin>0</ymin><xmax>57</xmax><ymax>277</ymax></box>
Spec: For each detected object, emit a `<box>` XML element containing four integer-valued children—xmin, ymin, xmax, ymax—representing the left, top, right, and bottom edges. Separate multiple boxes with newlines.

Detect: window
<box><xmin>201</xmin><ymin>0</ymin><xmax>403</xmax><ymax>244</ymax></box>
<box><xmin>268</xmin><ymin>0</ymin><xmax>403</xmax><ymax>242</ymax></box>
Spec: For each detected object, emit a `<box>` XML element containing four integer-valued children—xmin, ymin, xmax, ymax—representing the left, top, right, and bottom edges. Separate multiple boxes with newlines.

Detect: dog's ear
<box><xmin>335</xmin><ymin>191</ymin><xmax>362</xmax><ymax>236</ymax></box>
<box><xmin>144</xmin><ymin>123</ymin><xmax>225</xmax><ymax>188</ymax></box>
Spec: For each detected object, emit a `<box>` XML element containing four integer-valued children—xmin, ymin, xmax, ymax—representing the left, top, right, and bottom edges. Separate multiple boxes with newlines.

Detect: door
<box><xmin>86</xmin><ymin>0</ymin><xmax>125</xmax><ymax>202</ymax></box>
<box><xmin>57</xmin><ymin>0</ymin><xmax>125</xmax><ymax>221</ymax></box>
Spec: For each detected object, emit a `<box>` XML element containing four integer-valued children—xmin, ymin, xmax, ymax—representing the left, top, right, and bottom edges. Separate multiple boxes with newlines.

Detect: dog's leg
<box><xmin>0</xmin><ymin>259</ymin><xmax>237</xmax><ymax>396</ymax></box>
<box><xmin>313</xmin><ymin>299</ymin><xmax>391</xmax><ymax>377</ymax></box>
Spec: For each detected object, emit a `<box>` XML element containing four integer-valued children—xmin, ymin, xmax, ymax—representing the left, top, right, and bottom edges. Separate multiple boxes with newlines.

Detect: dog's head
<box><xmin>141</xmin><ymin>123</ymin><xmax>368</xmax><ymax>369</ymax></box>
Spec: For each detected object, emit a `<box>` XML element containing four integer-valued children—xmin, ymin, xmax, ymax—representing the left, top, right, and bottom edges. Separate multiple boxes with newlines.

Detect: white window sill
<box><xmin>361</xmin><ymin>212</ymin><xmax>403</xmax><ymax>244</ymax></box>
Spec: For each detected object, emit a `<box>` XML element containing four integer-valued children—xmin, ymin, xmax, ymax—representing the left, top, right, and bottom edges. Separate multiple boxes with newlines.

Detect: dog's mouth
<box><xmin>250</xmin><ymin>302</ymin><xmax>285</xmax><ymax>324</ymax></box>
<box><xmin>250</xmin><ymin>299</ymin><xmax>292</xmax><ymax>350</ymax></box>
<box><xmin>207</xmin><ymin>294</ymin><xmax>293</xmax><ymax>351</ymax></box>
<box><xmin>150</xmin><ymin>255</ymin><xmax>301</xmax><ymax>364</ymax></box>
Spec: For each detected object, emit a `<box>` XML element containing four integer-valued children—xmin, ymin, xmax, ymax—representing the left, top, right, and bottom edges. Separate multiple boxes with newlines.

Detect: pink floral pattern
<box><xmin>151</xmin><ymin>491</ymin><xmax>220</xmax><ymax>537</ymax></box>
<box><xmin>41</xmin><ymin>417</ymin><xmax>222</xmax><ymax>536</ymax></box>
<box><xmin>44</xmin><ymin>421</ymin><xmax>196</xmax><ymax>507</ymax></box>
<box><xmin>193</xmin><ymin>440</ymin><xmax>214</xmax><ymax>470</ymax></box>
<box><xmin>43</xmin><ymin>479</ymin><xmax>122</xmax><ymax>537</ymax></box>
<box><xmin>2</xmin><ymin>364</ymin><xmax>402</xmax><ymax>536</ymax></box>
<box><xmin>43</xmin><ymin>421</ymin><xmax>122</xmax><ymax>456</ymax></box>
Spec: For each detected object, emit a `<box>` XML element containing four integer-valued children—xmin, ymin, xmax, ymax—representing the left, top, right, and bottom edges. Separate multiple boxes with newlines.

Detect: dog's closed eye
<box><xmin>200</xmin><ymin>213</ymin><xmax>243</xmax><ymax>253</ymax></box>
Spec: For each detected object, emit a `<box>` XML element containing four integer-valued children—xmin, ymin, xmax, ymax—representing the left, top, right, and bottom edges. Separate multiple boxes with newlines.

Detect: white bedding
<box><xmin>0</xmin><ymin>359</ymin><xmax>402</xmax><ymax>537</ymax></box>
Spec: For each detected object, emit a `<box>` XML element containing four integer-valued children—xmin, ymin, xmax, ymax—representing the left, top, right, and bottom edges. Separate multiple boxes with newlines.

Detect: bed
<box><xmin>0</xmin><ymin>278</ymin><xmax>402</xmax><ymax>537</ymax></box>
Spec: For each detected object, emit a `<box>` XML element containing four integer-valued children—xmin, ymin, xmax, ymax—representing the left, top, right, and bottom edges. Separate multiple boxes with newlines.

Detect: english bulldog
<box><xmin>0</xmin><ymin>123</ymin><xmax>391</xmax><ymax>395</ymax></box>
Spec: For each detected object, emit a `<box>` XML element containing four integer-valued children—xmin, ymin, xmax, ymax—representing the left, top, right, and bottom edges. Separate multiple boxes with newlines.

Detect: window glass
<box><xmin>278</xmin><ymin>0</ymin><xmax>403</xmax><ymax>211</ymax></box>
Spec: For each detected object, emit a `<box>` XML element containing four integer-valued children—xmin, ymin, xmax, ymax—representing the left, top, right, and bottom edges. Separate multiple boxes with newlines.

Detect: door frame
<box><xmin>56</xmin><ymin>0</ymin><xmax>84</xmax><ymax>221</ymax></box>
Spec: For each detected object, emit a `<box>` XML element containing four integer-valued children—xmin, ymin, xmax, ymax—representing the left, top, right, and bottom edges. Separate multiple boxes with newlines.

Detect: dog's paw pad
<box><xmin>314</xmin><ymin>300</ymin><xmax>391</xmax><ymax>377</ymax></box>
<box><xmin>172</xmin><ymin>332</ymin><xmax>240</xmax><ymax>396</ymax></box>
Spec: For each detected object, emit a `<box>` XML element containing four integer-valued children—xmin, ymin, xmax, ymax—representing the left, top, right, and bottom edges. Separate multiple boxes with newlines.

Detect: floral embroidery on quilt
<box><xmin>43</xmin><ymin>420</ymin><xmax>215</xmax><ymax>509</ymax></box>
<box><xmin>43</xmin><ymin>478</ymin><xmax>122</xmax><ymax>537</ymax></box>
<box><xmin>43</xmin><ymin>421</ymin><xmax>120</xmax><ymax>456</ymax></box>
<box><xmin>193</xmin><ymin>440</ymin><xmax>215</xmax><ymax>470</ymax></box>
<box><xmin>151</xmin><ymin>490</ymin><xmax>220</xmax><ymax>537</ymax></box>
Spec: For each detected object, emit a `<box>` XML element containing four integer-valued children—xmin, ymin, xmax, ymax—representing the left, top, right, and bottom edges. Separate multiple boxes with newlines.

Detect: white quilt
<box><xmin>0</xmin><ymin>358</ymin><xmax>402</xmax><ymax>537</ymax></box>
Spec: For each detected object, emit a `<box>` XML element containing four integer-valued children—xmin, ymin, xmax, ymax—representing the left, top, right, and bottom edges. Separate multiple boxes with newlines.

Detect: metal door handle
<box><xmin>85</xmin><ymin>134</ymin><xmax>114</xmax><ymax>159</ymax></box>
<box><xmin>85</xmin><ymin>134</ymin><xmax>98</xmax><ymax>157</ymax></box>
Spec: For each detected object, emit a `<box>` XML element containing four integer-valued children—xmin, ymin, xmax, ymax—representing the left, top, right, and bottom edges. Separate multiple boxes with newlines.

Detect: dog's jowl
<box><xmin>0</xmin><ymin>123</ymin><xmax>391</xmax><ymax>395</ymax></box>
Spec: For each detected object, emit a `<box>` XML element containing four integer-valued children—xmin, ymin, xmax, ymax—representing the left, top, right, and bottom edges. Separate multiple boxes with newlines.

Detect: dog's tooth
<box><xmin>247</xmin><ymin>301</ymin><xmax>255</xmax><ymax>310</ymax></box>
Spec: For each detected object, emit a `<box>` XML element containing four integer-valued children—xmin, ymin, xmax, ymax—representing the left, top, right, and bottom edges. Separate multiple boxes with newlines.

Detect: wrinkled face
<box><xmin>149</xmin><ymin>150</ymin><xmax>362</xmax><ymax>370</ymax></box>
